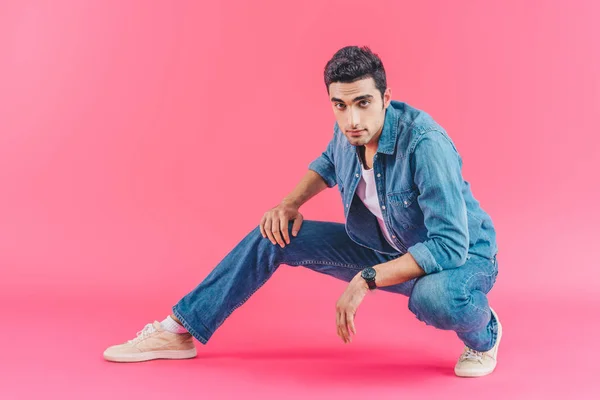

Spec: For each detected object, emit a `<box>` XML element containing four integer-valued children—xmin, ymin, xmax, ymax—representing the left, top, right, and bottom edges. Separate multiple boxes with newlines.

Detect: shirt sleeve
<box><xmin>307</xmin><ymin>133</ymin><xmax>337</xmax><ymax>188</ymax></box>
<box><xmin>407</xmin><ymin>130</ymin><xmax>469</xmax><ymax>274</ymax></box>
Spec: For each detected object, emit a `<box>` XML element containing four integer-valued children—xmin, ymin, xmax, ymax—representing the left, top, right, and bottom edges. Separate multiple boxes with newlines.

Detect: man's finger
<box><xmin>291</xmin><ymin>214</ymin><xmax>303</xmax><ymax>237</ymax></box>
<box><xmin>264</xmin><ymin>218</ymin><xmax>277</xmax><ymax>245</ymax></box>
<box><xmin>347</xmin><ymin>311</ymin><xmax>356</xmax><ymax>337</ymax></box>
<box><xmin>343</xmin><ymin>311</ymin><xmax>353</xmax><ymax>343</ymax></box>
<box><xmin>259</xmin><ymin>215</ymin><xmax>267</xmax><ymax>238</ymax></box>
<box><xmin>271</xmin><ymin>219</ymin><xmax>285</xmax><ymax>247</ymax></box>
<box><xmin>337</xmin><ymin>325</ymin><xmax>345</xmax><ymax>343</ymax></box>
<box><xmin>339</xmin><ymin>311</ymin><xmax>349</xmax><ymax>343</ymax></box>
<box><xmin>279</xmin><ymin>217</ymin><xmax>290</xmax><ymax>245</ymax></box>
<box><xmin>336</xmin><ymin>310</ymin><xmax>343</xmax><ymax>342</ymax></box>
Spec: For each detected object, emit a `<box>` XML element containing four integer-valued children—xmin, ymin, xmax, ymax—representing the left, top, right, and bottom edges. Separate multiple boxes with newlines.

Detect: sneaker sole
<box><xmin>455</xmin><ymin>308</ymin><xmax>502</xmax><ymax>378</ymax></box>
<box><xmin>104</xmin><ymin>348</ymin><xmax>197</xmax><ymax>363</ymax></box>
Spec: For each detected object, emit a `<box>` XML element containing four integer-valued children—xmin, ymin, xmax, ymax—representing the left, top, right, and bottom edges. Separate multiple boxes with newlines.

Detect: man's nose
<box><xmin>348</xmin><ymin>108</ymin><xmax>360</xmax><ymax>128</ymax></box>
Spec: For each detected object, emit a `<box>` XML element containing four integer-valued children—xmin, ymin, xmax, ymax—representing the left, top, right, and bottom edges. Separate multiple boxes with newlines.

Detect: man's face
<box><xmin>329</xmin><ymin>77</ymin><xmax>391</xmax><ymax>148</ymax></box>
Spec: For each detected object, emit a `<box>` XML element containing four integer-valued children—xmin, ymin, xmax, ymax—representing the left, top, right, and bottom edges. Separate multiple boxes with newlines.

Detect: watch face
<box><xmin>361</xmin><ymin>267</ymin><xmax>376</xmax><ymax>280</ymax></box>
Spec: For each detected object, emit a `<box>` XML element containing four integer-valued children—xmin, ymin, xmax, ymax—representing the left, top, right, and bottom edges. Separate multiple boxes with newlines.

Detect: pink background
<box><xmin>1</xmin><ymin>0</ymin><xmax>599</xmax><ymax>398</ymax></box>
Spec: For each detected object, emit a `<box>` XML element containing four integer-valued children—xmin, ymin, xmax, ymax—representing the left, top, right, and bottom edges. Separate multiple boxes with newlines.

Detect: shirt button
<box><xmin>381</xmin><ymin>205</ymin><xmax>386</xmax><ymax>210</ymax></box>
<box><xmin>403</xmin><ymin>200</ymin><xmax>408</xmax><ymax>205</ymax></box>
<box><xmin>392</xmin><ymin>235</ymin><xmax>396</xmax><ymax>239</ymax></box>
<box><xmin>377</xmin><ymin>173</ymin><xmax>381</xmax><ymax>177</ymax></box>
<box><xmin>355</xmin><ymin>173</ymin><xmax>359</xmax><ymax>178</ymax></box>
<box><xmin>346</xmin><ymin>204</ymin><xmax>349</xmax><ymax>208</ymax></box>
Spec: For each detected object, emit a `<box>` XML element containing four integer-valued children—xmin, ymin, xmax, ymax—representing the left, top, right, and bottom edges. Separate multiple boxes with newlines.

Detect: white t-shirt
<box><xmin>355</xmin><ymin>164</ymin><xmax>401</xmax><ymax>251</ymax></box>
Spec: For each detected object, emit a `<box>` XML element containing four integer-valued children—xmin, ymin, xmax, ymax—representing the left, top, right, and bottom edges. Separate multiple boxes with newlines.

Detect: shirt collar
<box><xmin>375</xmin><ymin>104</ymin><xmax>400</xmax><ymax>155</ymax></box>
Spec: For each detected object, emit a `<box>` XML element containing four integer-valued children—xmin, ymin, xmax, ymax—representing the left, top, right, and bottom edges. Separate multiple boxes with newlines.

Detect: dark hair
<box><xmin>324</xmin><ymin>46</ymin><xmax>387</xmax><ymax>100</ymax></box>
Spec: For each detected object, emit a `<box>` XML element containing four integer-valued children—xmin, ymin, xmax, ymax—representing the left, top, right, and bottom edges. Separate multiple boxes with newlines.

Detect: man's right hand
<box><xmin>259</xmin><ymin>201</ymin><xmax>304</xmax><ymax>248</ymax></box>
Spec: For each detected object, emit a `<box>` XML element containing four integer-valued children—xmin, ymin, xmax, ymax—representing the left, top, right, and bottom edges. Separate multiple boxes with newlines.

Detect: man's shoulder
<box><xmin>391</xmin><ymin>100</ymin><xmax>444</xmax><ymax>134</ymax></box>
<box><xmin>390</xmin><ymin>100</ymin><xmax>451</xmax><ymax>155</ymax></box>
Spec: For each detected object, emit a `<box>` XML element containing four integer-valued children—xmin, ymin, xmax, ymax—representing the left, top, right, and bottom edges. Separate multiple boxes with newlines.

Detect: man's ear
<box><xmin>383</xmin><ymin>87</ymin><xmax>392</xmax><ymax>108</ymax></box>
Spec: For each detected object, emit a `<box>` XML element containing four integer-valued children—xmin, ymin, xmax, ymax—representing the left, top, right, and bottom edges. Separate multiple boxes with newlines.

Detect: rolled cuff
<box><xmin>308</xmin><ymin>156</ymin><xmax>337</xmax><ymax>188</ymax></box>
<box><xmin>407</xmin><ymin>241</ymin><xmax>442</xmax><ymax>274</ymax></box>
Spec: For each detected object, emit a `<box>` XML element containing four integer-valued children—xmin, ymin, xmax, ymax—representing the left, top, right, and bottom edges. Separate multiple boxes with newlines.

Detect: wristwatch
<box><xmin>361</xmin><ymin>267</ymin><xmax>377</xmax><ymax>290</ymax></box>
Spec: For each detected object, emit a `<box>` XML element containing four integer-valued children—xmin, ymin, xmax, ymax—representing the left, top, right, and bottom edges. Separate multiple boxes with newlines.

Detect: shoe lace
<box><xmin>127</xmin><ymin>323</ymin><xmax>157</xmax><ymax>344</ymax></box>
<box><xmin>461</xmin><ymin>348</ymin><xmax>484</xmax><ymax>363</ymax></box>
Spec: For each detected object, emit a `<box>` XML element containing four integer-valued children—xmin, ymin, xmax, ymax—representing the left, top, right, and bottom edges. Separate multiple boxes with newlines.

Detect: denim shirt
<box><xmin>308</xmin><ymin>100</ymin><xmax>498</xmax><ymax>275</ymax></box>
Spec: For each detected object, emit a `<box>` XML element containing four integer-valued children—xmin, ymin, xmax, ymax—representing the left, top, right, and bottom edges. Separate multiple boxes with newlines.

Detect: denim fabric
<box><xmin>172</xmin><ymin>100</ymin><xmax>500</xmax><ymax>351</ymax></box>
<box><xmin>173</xmin><ymin>221</ymin><xmax>499</xmax><ymax>351</ymax></box>
<box><xmin>307</xmin><ymin>100</ymin><xmax>498</xmax><ymax>274</ymax></box>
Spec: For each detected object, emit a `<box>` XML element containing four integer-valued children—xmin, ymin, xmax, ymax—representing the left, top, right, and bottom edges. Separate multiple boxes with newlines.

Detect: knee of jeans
<box><xmin>408</xmin><ymin>277</ymin><xmax>473</xmax><ymax>331</ymax></box>
<box><xmin>249</xmin><ymin>225</ymin><xmax>286</xmax><ymax>264</ymax></box>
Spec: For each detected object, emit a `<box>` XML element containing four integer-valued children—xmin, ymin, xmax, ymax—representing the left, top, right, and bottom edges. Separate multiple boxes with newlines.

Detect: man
<box><xmin>104</xmin><ymin>46</ymin><xmax>501</xmax><ymax>378</ymax></box>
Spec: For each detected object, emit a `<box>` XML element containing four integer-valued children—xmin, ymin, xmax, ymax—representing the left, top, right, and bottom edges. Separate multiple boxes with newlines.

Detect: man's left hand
<box><xmin>335</xmin><ymin>273</ymin><xmax>369</xmax><ymax>343</ymax></box>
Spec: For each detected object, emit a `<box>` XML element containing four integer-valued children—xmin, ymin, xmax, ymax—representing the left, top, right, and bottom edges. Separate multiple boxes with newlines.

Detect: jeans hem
<box><xmin>171</xmin><ymin>305</ymin><xmax>210</xmax><ymax>345</ymax></box>
<box><xmin>487</xmin><ymin>308</ymin><xmax>499</xmax><ymax>351</ymax></box>
<box><xmin>463</xmin><ymin>309</ymin><xmax>498</xmax><ymax>352</ymax></box>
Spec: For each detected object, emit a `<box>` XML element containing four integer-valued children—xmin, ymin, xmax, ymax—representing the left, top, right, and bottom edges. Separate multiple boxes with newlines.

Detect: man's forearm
<box><xmin>282</xmin><ymin>170</ymin><xmax>329</xmax><ymax>208</ymax></box>
<box><xmin>370</xmin><ymin>252</ymin><xmax>426</xmax><ymax>288</ymax></box>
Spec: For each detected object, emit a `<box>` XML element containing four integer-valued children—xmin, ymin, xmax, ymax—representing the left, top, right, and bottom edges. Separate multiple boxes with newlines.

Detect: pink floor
<box><xmin>3</xmin><ymin>270</ymin><xmax>598</xmax><ymax>399</ymax></box>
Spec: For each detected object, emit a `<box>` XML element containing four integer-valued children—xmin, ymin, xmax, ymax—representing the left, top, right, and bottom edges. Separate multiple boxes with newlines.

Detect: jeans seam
<box><xmin>461</xmin><ymin>271</ymin><xmax>495</xmax><ymax>314</ymax></box>
<box><xmin>285</xmin><ymin>260</ymin><xmax>364</xmax><ymax>270</ymax></box>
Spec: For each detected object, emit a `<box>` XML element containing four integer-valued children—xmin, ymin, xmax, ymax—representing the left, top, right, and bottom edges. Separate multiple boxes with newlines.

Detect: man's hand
<box><xmin>259</xmin><ymin>200</ymin><xmax>304</xmax><ymax>248</ymax></box>
<box><xmin>336</xmin><ymin>274</ymin><xmax>369</xmax><ymax>343</ymax></box>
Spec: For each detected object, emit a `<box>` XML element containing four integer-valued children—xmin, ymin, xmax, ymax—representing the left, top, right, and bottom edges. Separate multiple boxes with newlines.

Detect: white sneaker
<box><xmin>454</xmin><ymin>307</ymin><xmax>502</xmax><ymax>377</ymax></box>
<box><xmin>103</xmin><ymin>321</ymin><xmax>197</xmax><ymax>363</ymax></box>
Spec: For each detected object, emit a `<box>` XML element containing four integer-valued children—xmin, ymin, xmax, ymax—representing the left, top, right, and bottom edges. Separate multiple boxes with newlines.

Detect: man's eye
<box><xmin>360</xmin><ymin>100</ymin><xmax>370</xmax><ymax>107</ymax></box>
<box><xmin>336</xmin><ymin>103</ymin><xmax>346</xmax><ymax>110</ymax></box>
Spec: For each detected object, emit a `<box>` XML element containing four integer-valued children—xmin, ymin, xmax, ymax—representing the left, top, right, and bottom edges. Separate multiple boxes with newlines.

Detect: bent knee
<box><xmin>408</xmin><ymin>277</ymin><xmax>486</xmax><ymax>331</ymax></box>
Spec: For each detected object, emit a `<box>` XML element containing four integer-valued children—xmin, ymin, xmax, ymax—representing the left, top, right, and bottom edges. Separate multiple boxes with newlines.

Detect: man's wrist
<box><xmin>353</xmin><ymin>273</ymin><xmax>370</xmax><ymax>291</ymax></box>
<box><xmin>281</xmin><ymin>197</ymin><xmax>300</xmax><ymax>209</ymax></box>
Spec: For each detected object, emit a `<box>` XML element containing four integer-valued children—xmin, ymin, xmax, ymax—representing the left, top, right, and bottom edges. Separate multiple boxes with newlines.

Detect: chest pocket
<box><xmin>387</xmin><ymin>188</ymin><xmax>424</xmax><ymax>230</ymax></box>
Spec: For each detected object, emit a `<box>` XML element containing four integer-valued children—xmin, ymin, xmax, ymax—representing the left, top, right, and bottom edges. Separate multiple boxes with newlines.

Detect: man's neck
<box><xmin>360</xmin><ymin>126</ymin><xmax>383</xmax><ymax>169</ymax></box>
<box><xmin>358</xmin><ymin>146</ymin><xmax>376</xmax><ymax>170</ymax></box>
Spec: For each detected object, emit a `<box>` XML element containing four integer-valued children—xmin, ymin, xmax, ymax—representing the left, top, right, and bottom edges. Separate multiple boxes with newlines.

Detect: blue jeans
<box><xmin>172</xmin><ymin>220</ymin><xmax>499</xmax><ymax>352</ymax></box>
